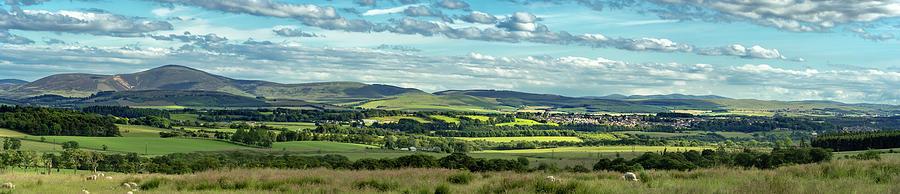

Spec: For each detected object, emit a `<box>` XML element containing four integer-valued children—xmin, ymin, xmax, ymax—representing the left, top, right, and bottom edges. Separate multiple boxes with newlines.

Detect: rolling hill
<box><xmin>3</xmin><ymin>65</ymin><xmax>424</xmax><ymax>103</ymax></box>
<box><xmin>0</xmin><ymin>79</ymin><xmax>27</xmax><ymax>85</ymax></box>
<box><xmin>435</xmin><ymin>90</ymin><xmax>667</xmax><ymax>113</ymax></box>
<box><xmin>17</xmin><ymin>90</ymin><xmax>341</xmax><ymax>109</ymax></box>
<box><xmin>590</xmin><ymin>94</ymin><xmax>730</xmax><ymax>100</ymax></box>
<box><xmin>2</xmin><ymin>65</ymin><xmax>898</xmax><ymax>115</ymax></box>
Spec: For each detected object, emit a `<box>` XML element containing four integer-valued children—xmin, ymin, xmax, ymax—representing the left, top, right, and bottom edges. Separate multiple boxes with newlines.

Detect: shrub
<box><xmin>851</xmin><ymin>150</ymin><xmax>881</xmax><ymax>160</ymax></box>
<box><xmin>533</xmin><ymin>179</ymin><xmax>583</xmax><ymax>194</ymax></box>
<box><xmin>355</xmin><ymin>179</ymin><xmax>397</xmax><ymax>191</ymax></box>
<box><xmin>447</xmin><ymin>173</ymin><xmax>475</xmax><ymax>184</ymax></box>
<box><xmin>434</xmin><ymin>184</ymin><xmax>451</xmax><ymax>194</ymax></box>
<box><xmin>141</xmin><ymin>177</ymin><xmax>169</xmax><ymax>190</ymax></box>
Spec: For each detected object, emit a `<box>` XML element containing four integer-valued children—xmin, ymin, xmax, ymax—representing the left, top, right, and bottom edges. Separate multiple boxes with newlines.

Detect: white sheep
<box><xmin>1</xmin><ymin>182</ymin><xmax>14</xmax><ymax>189</ymax></box>
<box><xmin>623</xmin><ymin>172</ymin><xmax>639</xmax><ymax>181</ymax></box>
<box><xmin>126</xmin><ymin>191</ymin><xmax>133</xmax><ymax>194</ymax></box>
<box><xmin>545</xmin><ymin>176</ymin><xmax>561</xmax><ymax>182</ymax></box>
<box><xmin>85</xmin><ymin>175</ymin><xmax>97</xmax><ymax>181</ymax></box>
<box><xmin>128</xmin><ymin>182</ymin><xmax>139</xmax><ymax>190</ymax></box>
<box><xmin>122</xmin><ymin>183</ymin><xmax>132</xmax><ymax>190</ymax></box>
<box><xmin>82</xmin><ymin>189</ymin><xmax>90</xmax><ymax>194</ymax></box>
<box><xmin>96</xmin><ymin>172</ymin><xmax>105</xmax><ymax>177</ymax></box>
<box><xmin>106</xmin><ymin>176</ymin><xmax>113</xmax><ymax>180</ymax></box>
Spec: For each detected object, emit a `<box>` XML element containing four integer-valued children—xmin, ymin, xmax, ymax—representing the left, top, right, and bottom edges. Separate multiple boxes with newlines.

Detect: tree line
<box><xmin>593</xmin><ymin>147</ymin><xmax>832</xmax><ymax>172</ymax></box>
<box><xmin>812</xmin><ymin>130</ymin><xmax>900</xmax><ymax>151</ymax></box>
<box><xmin>81</xmin><ymin>106</ymin><xmax>170</xmax><ymax>119</ymax></box>
<box><xmin>0</xmin><ymin>106</ymin><xmax>119</xmax><ymax>137</ymax></box>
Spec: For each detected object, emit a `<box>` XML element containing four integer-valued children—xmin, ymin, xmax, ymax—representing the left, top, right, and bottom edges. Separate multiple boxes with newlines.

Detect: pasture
<box><xmin>0</xmin><ymin>159</ymin><xmax>895</xmax><ymax>193</ymax></box>
<box><xmin>0</xmin><ymin>128</ymin><xmax>29</xmax><ymax>137</ymax></box>
<box><xmin>496</xmin><ymin>118</ymin><xmax>559</xmax><ymax>126</ymax></box>
<box><xmin>271</xmin><ymin>141</ymin><xmax>376</xmax><ymax>151</ymax></box>
<box><xmin>19</xmin><ymin>136</ymin><xmax>249</xmax><ymax>155</ymax></box>
<box><xmin>369</xmin><ymin>116</ymin><xmax>431</xmax><ymax>123</ymax></box>
<box><xmin>428</xmin><ymin>115</ymin><xmax>460</xmax><ymax>123</ymax></box>
<box><xmin>453</xmin><ymin>136</ymin><xmax>583</xmax><ymax>142</ymax></box>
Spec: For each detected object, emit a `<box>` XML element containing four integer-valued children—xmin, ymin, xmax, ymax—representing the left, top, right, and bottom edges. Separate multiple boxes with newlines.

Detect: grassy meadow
<box><xmin>0</xmin><ymin>159</ymin><xmax>897</xmax><ymax>193</ymax></box>
<box><xmin>453</xmin><ymin>136</ymin><xmax>583</xmax><ymax>142</ymax></box>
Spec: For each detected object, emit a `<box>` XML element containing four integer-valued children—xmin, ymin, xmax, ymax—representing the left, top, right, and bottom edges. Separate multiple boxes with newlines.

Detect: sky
<box><xmin>0</xmin><ymin>0</ymin><xmax>899</xmax><ymax>104</ymax></box>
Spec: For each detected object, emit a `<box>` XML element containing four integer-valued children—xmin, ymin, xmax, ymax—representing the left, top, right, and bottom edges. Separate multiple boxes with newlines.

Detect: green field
<box><xmin>0</xmin><ymin>128</ymin><xmax>29</xmax><ymax>137</ymax></box>
<box><xmin>170</xmin><ymin>113</ymin><xmax>200</xmax><ymax>121</ymax></box>
<box><xmin>477</xmin><ymin>145</ymin><xmax>708</xmax><ymax>154</ymax></box>
<box><xmin>370</xmin><ymin>116</ymin><xmax>432</xmax><ymax>123</ymax></box>
<box><xmin>272</xmin><ymin>141</ymin><xmax>377</xmax><ymax>151</ymax></box>
<box><xmin>262</xmin><ymin>122</ymin><xmax>318</xmax><ymax>130</ymax></box>
<box><xmin>19</xmin><ymin>136</ymin><xmax>249</xmax><ymax>155</ymax></box>
<box><xmin>428</xmin><ymin>115</ymin><xmax>460</xmax><ymax>123</ymax></box>
<box><xmin>356</xmin><ymin>93</ymin><xmax>510</xmax><ymax>112</ymax></box>
<box><xmin>614</xmin><ymin>131</ymin><xmax>695</xmax><ymax>138</ymax></box>
<box><xmin>496</xmin><ymin>118</ymin><xmax>559</xmax><ymax>126</ymax></box>
<box><xmin>453</xmin><ymin>136</ymin><xmax>582</xmax><ymax>142</ymax></box>
<box><xmin>833</xmin><ymin>148</ymin><xmax>900</xmax><ymax>159</ymax></box>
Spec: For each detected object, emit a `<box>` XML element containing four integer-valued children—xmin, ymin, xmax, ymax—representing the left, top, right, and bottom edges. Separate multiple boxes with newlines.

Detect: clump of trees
<box><xmin>81</xmin><ymin>106</ymin><xmax>170</xmax><ymax>119</ymax></box>
<box><xmin>812</xmin><ymin>131</ymin><xmax>900</xmax><ymax>151</ymax></box>
<box><xmin>0</xmin><ymin>106</ymin><xmax>120</xmax><ymax>137</ymax></box>
<box><xmin>593</xmin><ymin>147</ymin><xmax>832</xmax><ymax>172</ymax></box>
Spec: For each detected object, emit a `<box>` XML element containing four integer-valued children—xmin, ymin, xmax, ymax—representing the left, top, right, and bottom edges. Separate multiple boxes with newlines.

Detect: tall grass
<box><xmin>0</xmin><ymin>159</ymin><xmax>897</xmax><ymax>193</ymax></box>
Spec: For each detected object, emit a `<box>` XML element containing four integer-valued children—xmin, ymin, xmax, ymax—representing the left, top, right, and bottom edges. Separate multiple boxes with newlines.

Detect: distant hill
<box><xmin>18</xmin><ymin>90</ymin><xmax>341</xmax><ymax>109</ymax></box>
<box><xmin>589</xmin><ymin>94</ymin><xmax>730</xmax><ymax>100</ymax></box>
<box><xmin>434</xmin><ymin>90</ymin><xmax>667</xmax><ymax>113</ymax></box>
<box><xmin>0</xmin><ymin>79</ymin><xmax>27</xmax><ymax>85</ymax></box>
<box><xmin>4</xmin><ymin>65</ymin><xmax>423</xmax><ymax>103</ymax></box>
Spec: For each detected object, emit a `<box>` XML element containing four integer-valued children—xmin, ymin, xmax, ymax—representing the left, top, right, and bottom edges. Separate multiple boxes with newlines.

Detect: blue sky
<box><xmin>1</xmin><ymin>0</ymin><xmax>899</xmax><ymax>104</ymax></box>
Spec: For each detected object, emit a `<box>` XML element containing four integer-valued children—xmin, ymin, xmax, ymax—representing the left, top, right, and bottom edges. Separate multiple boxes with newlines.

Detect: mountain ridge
<box><xmin>4</xmin><ymin>65</ymin><xmax>425</xmax><ymax>103</ymax></box>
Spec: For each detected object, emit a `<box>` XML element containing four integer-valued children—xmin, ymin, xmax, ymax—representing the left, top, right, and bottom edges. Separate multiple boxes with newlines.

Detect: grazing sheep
<box><xmin>545</xmin><ymin>176</ymin><xmax>561</xmax><ymax>182</ymax></box>
<box><xmin>96</xmin><ymin>173</ymin><xmax>104</xmax><ymax>177</ymax></box>
<box><xmin>82</xmin><ymin>189</ymin><xmax>90</xmax><ymax>194</ymax></box>
<box><xmin>122</xmin><ymin>183</ymin><xmax>132</xmax><ymax>190</ymax></box>
<box><xmin>1</xmin><ymin>182</ymin><xmax>14</xmax><ymax>189</ymax></box>
<box><xmin>623</xmin><ymin>172</ymin><xmax>639</xmax><ymax>181</ymax></box>
<box><xmin>128</xmin><ymin>182</ymin><xmax>139</xmax><ymax>190</ymax></box>
<box><xmin>106</xmin><ymin>176</ymin><xmax>113</xmax><ymax>180</ymax></box>
<box><xmin>85</xmin><ymin>175</ymin><xmax>97</xmax><ymax>181</ymax></box>
<box><xmin>126</xmin><ymin>191</ymin><xmax>133</xmax><ymax>194</ymax></box>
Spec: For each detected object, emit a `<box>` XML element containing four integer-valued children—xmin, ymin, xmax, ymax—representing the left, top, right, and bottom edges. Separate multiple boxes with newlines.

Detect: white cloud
<box><xmin>361</xmin><ymin>4</ymin><xmax>424</xmax><ymax>16</ymax></box>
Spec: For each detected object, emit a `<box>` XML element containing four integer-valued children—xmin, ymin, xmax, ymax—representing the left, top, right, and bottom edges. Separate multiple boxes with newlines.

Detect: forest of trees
<box><xmin>688</xmin><ymin>117</ymin><xmax>838</xmax><ymax>132</ymax></box>
<box><xmin>194</xmin><ymin>109</ymin><xmax>405</xmax><ymax>122</ymax></box>
<box><xmin>0</xmin><ymin>106</ymin><xmax>119</xmax><ymax>137</ymax></box>
<box><xmin>81</xmin><ymin>106</ymin><xmax>170</xmax><ymax>119</ymax></box>
<box><xmin>812</xmin><ymin>131</ymin><xmax>900</xmax><ymax>151</ymax></box>
<box><xmin>593</xmin><ymin>147</ymin><xmax>832</xmax><ymax>172</ymax></box>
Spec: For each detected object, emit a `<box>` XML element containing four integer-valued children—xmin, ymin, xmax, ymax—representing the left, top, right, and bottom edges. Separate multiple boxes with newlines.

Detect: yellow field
<box><xmin>496</xmin><ymin>118</ymin><xmax>559</xmax><ymax>126</ymax></box>
<box><xmin>476</xmin><ymin>145</ymin><xmax>709</xmax><ymax>154</ymax></box>
<box><xmin>462</xmin><ymin>115</ymin><xmax>490</xmax><ymax>121</ymax></box>
<box><xmin>453</xmin><ymin>136</ymin><xmax>583</xmax><ymax>142</ymax></box>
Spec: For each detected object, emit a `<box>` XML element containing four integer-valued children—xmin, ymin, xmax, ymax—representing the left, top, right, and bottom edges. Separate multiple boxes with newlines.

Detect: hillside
<box><xmin>353</xmin><ymin>93</ymin><xmax>513</xmax><ymax>112</ymax></box>
<box><xmin>590</xmin><ymin>94</ymin><xmax>730</xmax><ymax>100</ymax></box>
<box><xmin>435</xmin><ymin>90</ymin><xmax>667</xmax><ymax>113</ymax></box>
<box><xmin>3</xmin><ymin>65</ymin><xmax>424</xmax><ymax>103</ymax></box>
<box><xmin>18</xmin><ymin>90</ymin><xmax>340</xmax><ymax>109</ymax></box>
<box><xmin>0</xmin><ymin>79</ymin><xmax>27</xmax><ymax>85</ymax></box>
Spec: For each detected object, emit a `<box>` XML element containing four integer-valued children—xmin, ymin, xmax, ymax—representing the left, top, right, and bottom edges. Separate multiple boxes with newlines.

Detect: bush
<box><xmin>434</xmin><ymin>184</ymin><xmax>451</xmax><ymax>194</ymax></box>
<box><xmin>140</xmin><ymin>177</ymin><xmax>169</xmax><ymax>190</ymax></box>
<box><xmin>447</xmin><ymin>173</ymin><xmax>475</xmax><ymax>184</ymax></box>
<box><xmin>851</xmin><ymin>150</ymin><xmax>881</xmax><ymax>160</ymax></box>
<box><xmin>355</xmin><ymin>179</ymin><xmax>397</xmax><ymax>191</ymax></box>
<box><xmin>533</xmin><ymin>179</ymin><xmax>583</xmax><ymax>194</ymax></box>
